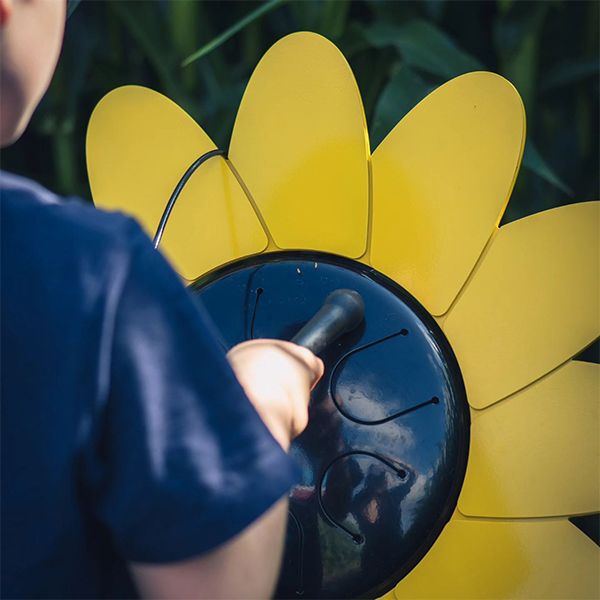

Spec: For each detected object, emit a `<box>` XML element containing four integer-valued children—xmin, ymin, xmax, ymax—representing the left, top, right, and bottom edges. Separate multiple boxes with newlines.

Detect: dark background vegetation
<box><xmin>2</xmin><ymin>0</ymin><xmax>598</xmax><ymax>223</ymax></box>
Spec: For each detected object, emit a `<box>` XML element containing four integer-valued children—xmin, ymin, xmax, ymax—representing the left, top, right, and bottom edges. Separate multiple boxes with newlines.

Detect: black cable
<box><xmin>153</xmin><ymin>148</ymin><xmax>226</xmax><ymax>249</ymax></box>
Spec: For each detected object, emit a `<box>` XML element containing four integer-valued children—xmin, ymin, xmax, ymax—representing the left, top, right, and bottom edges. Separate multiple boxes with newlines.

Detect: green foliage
<box><xmin>361</xmin><ymin>18</ymin><xmax>484</xmax><ymax>79</ymax></box>
<box><xmin>182</xmin><ymin>0</ymin><xmax>287</xmax><ymax>67</ymax></box>
<box><xmin>370</xmin><ymin>65</ymin><xmax>433</xmax><ymax>148</ymax></box>
<box><xmin>522</xmin><ymin>140</ymin><xmax>573</xmax><ymax>198</ymax></box>
<box><xmin>3</xmin><ymin>0</ymin><xmax>598</xmax><ymax>224</ymax></box>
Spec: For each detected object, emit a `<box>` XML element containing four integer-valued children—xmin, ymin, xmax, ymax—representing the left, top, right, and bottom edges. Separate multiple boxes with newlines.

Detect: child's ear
<box><xmin>0</xmin><ymin>0</ymin><xmax>13</xmax><ymax>27</ymax></box>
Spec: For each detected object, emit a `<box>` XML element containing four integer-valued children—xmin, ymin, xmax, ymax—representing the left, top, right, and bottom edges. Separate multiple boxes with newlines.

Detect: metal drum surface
<box><xmin>192</xmin><ymin>252</ymin><xmax>470</xmax><ymax>599</ymax></box>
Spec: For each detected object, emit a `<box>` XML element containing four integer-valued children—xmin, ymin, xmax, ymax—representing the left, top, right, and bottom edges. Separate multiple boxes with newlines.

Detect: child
<box><xmin>0</xmin><ymin>1</ymin><xmax>323</xmax><ymax>597</ymax></box>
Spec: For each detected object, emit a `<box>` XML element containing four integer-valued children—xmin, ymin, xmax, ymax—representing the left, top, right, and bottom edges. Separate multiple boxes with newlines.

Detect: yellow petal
<box><xmin>458</xmin><ymin>361</ymin><xmax>600</xmax><ymax>518</ymax></box>
<box><xmin>444</xmin><ymin>201</ymin><xmax>600</xmax><ymax>408</ymax></box>
<box><xmin>229</xmin><ymin>32</ymin><xmax>369</xmax><ymax>257</ymax></box>
<box><xmin>371</xmin><ymin>72</ymin><xmax>525</xmax><ymax>315</ymax></box>
<box><xmin>392</xmin><ymin>518</ymin><xmax>599</xmax><ymax>599</ymax></box>
<box><xmin>86</xmin><ymin>85</ymin><xmax>267</xmax><ymax>280</ymax></box>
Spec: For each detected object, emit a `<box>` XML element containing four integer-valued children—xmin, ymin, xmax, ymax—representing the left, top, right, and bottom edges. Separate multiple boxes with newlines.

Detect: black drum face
<box><xmin>192</xmin><ymin>252</ymin><xmax>470</xmax><ymax>600</ymax></box>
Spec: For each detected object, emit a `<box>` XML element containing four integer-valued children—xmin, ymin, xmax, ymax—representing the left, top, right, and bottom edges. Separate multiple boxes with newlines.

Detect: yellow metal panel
<box><xmin>86</xmin><ymin>85</ymin><xmax>267</xmax><ymax>280</ymax></box>
<box><xmin>459</xmin><ymin>361</ymin><xmax>600</xmax><ymax>518</ymax></box>
<box><xmin>394</xmin><ymin>518</ymin><xmax>600</xmax><ymax>599</ymax></box>
<box><xmin>444</xmin><ymin>201</ymin><xmax>600</xmax><ymax>408</ymax></box>
<box><xmin>370</xmin><ymin>72</ymin><xmax>525</xmax><ymax>315</ymax></box>
<box><xmin>228</xmin><ymin>32</ymin><xmax>370</xmax><ymax>257</ymax></box>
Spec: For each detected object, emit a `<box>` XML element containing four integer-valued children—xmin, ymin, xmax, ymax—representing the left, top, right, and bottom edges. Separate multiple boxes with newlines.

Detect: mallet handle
<box><xmin>291</xmin><ymin>289</ymin><xmax>365</xmax><ymax>355</ymax></box>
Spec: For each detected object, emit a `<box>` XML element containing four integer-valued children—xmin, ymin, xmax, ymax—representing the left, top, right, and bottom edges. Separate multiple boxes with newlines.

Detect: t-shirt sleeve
<box><xmin>87</xmin><ymin>227</ymin><xmax>299</xmax><ymax>563</ymax></box>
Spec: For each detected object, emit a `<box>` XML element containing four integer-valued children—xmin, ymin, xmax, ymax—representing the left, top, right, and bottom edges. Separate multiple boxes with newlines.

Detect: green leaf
<box><xmin>110</xmin><ymin>0</ymin><xmax>179</xmax><ymax>99</ymax></box>
<box><xmin>362</xmin><ymin>19</ymin><xmax>484</xmax><ymax>79</ymax></box>
<box><xmin>541</xmin><ymin>59</ymin><xmax>600</xmax><ymax>92</ymax></box>
<box><xmin>494</xmin><ymin>4</ymin><xmax>548</xmax><ymax>110</ymax></box>
<box><xmin>317</xmin><ymin>0</ymin><xmax>351</xmax><ymax>39</ymax></box>
<box><xmin>522</xmin><ymin>140</ymin><xmax>573</xmax><ymax>197</ymax></box>
<box><xmin>53</xmin><ymin>131</ymin><xmax>77</xmax><ymax>195</ymax></box>
<box><xmin>371</xmin><ymin>64</ymin><xmax>434</xmax><ymax>148</ymax></box>
<box><xmin>289</xmin><ymin>0</ymin><xmax>321</xmax><ymax>30</ymax></box>
<box><xmin>182</xmin><ymin>0</ymin><xmax>287</xmax><ymax>67</ymax></box>
<box><xmin>497</xmin><ymin>0</ymin><xmax>515</xmax><ymax>16</ymax></box>
<box><xmin>169</xmin><ymin>0</ymin><xmax>200</xmax><ymax>90</ymax></box>
<box><xmin>423</xmin><ymin>1</ymin><xmax>446</xmax><ymax>22</ymax></box>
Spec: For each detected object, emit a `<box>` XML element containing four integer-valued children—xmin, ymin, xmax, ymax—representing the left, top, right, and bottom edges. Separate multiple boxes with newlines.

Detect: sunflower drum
<box><xmin>86</xmin><ymin>32</ymin><xmax>600</xmax><ymax>600</ymax></box>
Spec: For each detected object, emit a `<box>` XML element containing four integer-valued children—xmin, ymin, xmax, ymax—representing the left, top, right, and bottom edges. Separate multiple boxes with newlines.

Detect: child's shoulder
<box><xmin>0</xmin><ymin>171</ymin><xmax>63</xmax><ymax>205</ymax></box>
<box><xmin>0</xmin><ymin>171</ymin><xmax>146</xmax><ymax>254</ymax></box>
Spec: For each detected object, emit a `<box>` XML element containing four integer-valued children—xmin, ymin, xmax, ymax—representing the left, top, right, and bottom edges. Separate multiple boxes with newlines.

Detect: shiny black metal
<box><xmin>570</xmin><ymin>514</ymin><xmax>600</xmax><ymax>546</ymax></box>
<box><xmin>191</xmin><ymin>252</ymin><xmax>470</xmax><ymax>600</ymax></box>
<box><xmin>292</xmin><ymin>289</ymin><xmax>365</xmax><ymax>355</ymax></box>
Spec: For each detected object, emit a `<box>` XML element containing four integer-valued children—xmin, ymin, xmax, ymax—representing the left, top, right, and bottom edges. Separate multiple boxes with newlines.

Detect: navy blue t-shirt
<box><xmin>0</xmin><ymin>172</ymin><xmax>298</xmax><ymax>598</ymax></box>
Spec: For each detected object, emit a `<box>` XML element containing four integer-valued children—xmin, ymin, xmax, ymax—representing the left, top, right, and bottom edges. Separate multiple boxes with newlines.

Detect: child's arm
<box><xmin>130</xmin><ymin>340</ymin><xmax>322</xmax><ymax>599</ymax></box>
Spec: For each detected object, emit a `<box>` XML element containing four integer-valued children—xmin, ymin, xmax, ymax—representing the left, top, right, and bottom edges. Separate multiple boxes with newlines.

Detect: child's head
<box><xmin>1</xmin><ymin>0</ymin><xmax>66</xmax><ymax>147</ymax></box>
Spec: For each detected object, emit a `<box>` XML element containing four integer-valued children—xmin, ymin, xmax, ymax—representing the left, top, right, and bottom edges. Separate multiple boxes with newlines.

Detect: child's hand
<box><xmin>227</xmin><ymin>340</ymin><xmax>324</xmax><ymax>450</ymax></box>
